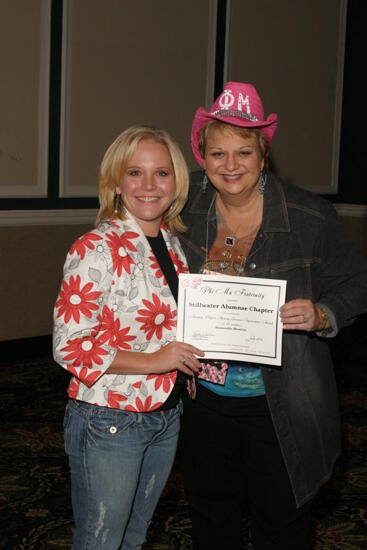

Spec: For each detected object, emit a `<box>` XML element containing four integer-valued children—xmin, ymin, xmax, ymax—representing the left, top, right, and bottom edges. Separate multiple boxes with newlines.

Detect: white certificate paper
<box><xmin>177</xmin><ymin>273</ymin><xmax>287</xmax><ymax>366</ymax></box>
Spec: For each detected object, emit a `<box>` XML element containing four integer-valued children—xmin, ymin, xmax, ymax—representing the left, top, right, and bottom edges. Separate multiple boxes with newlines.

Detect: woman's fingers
<box><xmin>280</xmin><ymin>299</ymin><xmax>317</xmax><ymax>331</ymax></box>
<box><xmin>177</xmin><ymin>351</ymin><xmax>202</xmax><ymax>375</ymax></box>
<box><xmin>175</xmin><ymin>343</ymin><xmax>204</xmax><ymax>375</ymax></box>
<box><xmin>150</xmin><ymin>341</ymin><xmax>204</xmax><ymax>376</ymax></box>
<box><xmin>179</xmin><ymin>343</ymin><xmax>205</xmax><ymax>359</ymax></box>
<box><xmin>176</xmin><ymin>355</ymin><xmax>199</xmax><ymax>376</ymax></box>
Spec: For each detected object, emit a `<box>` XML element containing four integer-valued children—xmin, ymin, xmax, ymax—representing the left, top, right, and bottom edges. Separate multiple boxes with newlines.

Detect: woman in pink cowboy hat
<box><xmin>179</xmin><ymin>82</ymin><xmax>367</xmax><ymax>549</ymax></box>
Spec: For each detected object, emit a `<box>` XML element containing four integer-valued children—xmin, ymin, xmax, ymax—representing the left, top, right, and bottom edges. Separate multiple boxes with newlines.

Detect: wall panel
<box><xmin>0</xmin><ymin>0</ymin><xmax>50</xmax><ymax>197</ymax></box>
<box><xmin>227</xmin><ymin>0</ymin><xmax>347</xmax><ymax>194</ymax></box>
<box><xmin>60</xmin><ymin>0</ymin><xmax>216</xmax><ymax>197</ymax></box>
<box><xmin>0</xmin><ymin>223</ymin><xmax>91</xmax><ymax>340</ymax></box>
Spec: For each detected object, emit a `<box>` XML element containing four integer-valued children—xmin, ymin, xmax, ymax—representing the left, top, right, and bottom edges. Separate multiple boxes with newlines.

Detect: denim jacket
<box><xmin>179</xmin><ymin>172</ymin><xmax>367</xmax><ymax>507</ymax></box>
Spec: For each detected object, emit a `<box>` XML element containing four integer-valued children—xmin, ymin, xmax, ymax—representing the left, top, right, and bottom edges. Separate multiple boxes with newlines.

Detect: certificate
<box><xmin>177</xmin><ymin>273</ymin><xmax>287</xmax><ymax>366</ymax></box>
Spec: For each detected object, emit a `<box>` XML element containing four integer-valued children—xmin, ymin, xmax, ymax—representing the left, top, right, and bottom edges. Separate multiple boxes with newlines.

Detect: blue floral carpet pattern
<box><xmin>0</xmin><ymin>328</ymin><xmax>366</xmax><ymax>549</ymax></box>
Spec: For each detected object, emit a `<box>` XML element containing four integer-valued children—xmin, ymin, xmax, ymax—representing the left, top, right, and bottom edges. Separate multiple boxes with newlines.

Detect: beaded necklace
<box><xmin>203</xmin><ymin>177</ymin><xmax>266</xmax><ymax>275</ymax></box>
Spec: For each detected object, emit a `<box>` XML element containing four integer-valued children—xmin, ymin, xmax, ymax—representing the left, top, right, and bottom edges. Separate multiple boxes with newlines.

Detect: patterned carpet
<box><xmin>0</xmin><ymin>320</ymin><xmax>366</xmax><ymax>549</ymax></box>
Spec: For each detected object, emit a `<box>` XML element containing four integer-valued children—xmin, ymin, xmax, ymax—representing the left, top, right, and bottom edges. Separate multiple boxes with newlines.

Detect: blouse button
<box><xmin>109</xmin><ymin>426</ymin><xmax>117</xmax><ymax>434</ymax></box>
<box><xmin>249</xmin><ymin>262</ymin><xmax>256</xmax><ymax>270</ymax></box>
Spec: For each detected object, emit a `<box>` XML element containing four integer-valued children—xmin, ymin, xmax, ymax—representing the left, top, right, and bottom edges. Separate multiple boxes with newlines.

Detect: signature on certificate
<box><xmin>192</xmin><ymin>330</ymin><xmax>214</xmax><ymax>340</ymax></box>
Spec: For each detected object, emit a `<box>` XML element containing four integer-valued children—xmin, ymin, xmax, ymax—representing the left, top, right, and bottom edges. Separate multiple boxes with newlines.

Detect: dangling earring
<box><xmin>202</xmin><ymin>171</ymin><xmax>208</xmax><ymax>193</ymax></box>
<box><xmin>114</xmin><ymin>193</ymin><xmax>120</xmax><ymax>214</ymax></box>
<box><xmin>258</xmin><ymin>172</ymin><xmax>267</xmax><ymax>195</ymax></box>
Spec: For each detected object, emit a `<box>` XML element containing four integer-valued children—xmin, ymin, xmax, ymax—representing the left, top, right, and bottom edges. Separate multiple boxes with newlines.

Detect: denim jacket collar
<box><xmin>187</xmin><ymin>172</ymin><xmax>291</xmax><ymax>235</ymax></box>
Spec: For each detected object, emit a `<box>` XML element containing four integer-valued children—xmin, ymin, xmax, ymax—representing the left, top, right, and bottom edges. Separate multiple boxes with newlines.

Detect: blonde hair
<box><xmin>96</xmin><ymin>125</ymin><xmax>189</xmax><ymax>233</ymax></box>
<box><xmin>198</xmin><ymin>120</ymin><xmax>269</xmax><ymax>170</ymax></box>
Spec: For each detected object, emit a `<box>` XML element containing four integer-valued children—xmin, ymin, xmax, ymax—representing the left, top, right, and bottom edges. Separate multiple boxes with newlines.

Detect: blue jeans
<box><xmin>64</xmin><ymin>398</ymin><xmax>182</xmax><ymax>549</ymax></box>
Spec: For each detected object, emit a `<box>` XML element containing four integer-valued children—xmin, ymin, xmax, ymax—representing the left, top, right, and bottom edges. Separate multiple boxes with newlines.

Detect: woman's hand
<box><xmin>148</xmin><ymin>342</ymin><xmax>205</xmax><ymax>377</ymax></box>
<box><xmin>279</xmin><ymin>299</ymin><xmax>329</xmax><ymax>332</ymax></box>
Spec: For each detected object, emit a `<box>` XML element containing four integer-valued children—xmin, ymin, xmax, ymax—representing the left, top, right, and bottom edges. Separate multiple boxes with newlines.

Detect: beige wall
<box><xmin>0</xmin><ymin>0</ymin><xmax>49</xmax><ymax>197</ymax></box>
<box><xmin>0</xmin><ymin>223</ymin><xmax>91</xmax><ymax>340</ymax></box>
<box><xmin>337</xmin><ymin>214</ymin><xmax>367</xmax><ymax>254</ymax></box>
<box><xmin>0</xmin><ymin>0</ymin><xmax>366</xmax><ymax>341</ymax></box>
<box><xmin>60</xmin><ymin>0</ymin><xmax>214</xmax><ymax>196</ymax></box>
<box><xmin>1</xmin><ymin>212</ymin><xmax>365</xmax><ymax>342</ymax></box>
<box><xmin>0</xmin><ymin>0</ymin><xmax>215</xmax><ymax>341</ymax></box>
<box><xmin>227</xmin><ymin>0</ymin><xmax>346</xmax><ymax>195</ymax></box>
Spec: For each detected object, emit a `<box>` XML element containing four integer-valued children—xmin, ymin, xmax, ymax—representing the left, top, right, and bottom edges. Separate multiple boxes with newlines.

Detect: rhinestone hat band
<box><xmin>211</xmin><ymin>109</ymin><xmax>259</xmax><ymax>122</ymax></box>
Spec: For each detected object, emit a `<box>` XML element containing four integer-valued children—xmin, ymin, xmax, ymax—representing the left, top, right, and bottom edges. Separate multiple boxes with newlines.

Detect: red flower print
<box><xmin>95</xmin><ymin>306</ymin><xmax>136</xmax><ymax>349</ymax></box>
<box><xmin>69</xmin><ymin>232</ymin><xmax>102</xmax><ymax>259</ymax></box>
<box><xmin>62</xmin><ymin>336</ymin><xmax>108</xmax><ymax>369</ymax></box>
<box><xmin>79</xmin><ymin>367</ymin><xmax>102</xmax><ymax>386</ymax></box>
<box><xmin>169</xmin><ymin>250</ymin><xmax>189</xmax><ymax>276</ymax></box>
<box><xmin>66</xmin><ymin>365</ymin><xmax>79</xmax><ymax>378</ymax></box>
<box><xmin>107</xmin><ymin>390</ymin><xmax>127</xmax><ymax>408</ymax></box>
<box><xmin>125</xmin><ymin>396</ymin><xmax>163</xmax><ymax>412</ymax></box>
<box><xmin>68</xmin><ymin>377</ymin><xmax>81</xmax><ymax>399</ymax></box>
<box><xmin>146</xmin><ymin>372</ymin><xmax>177</xmax><ymax>393</ymax></box>
<box><xmin>66</xmin><ymin>364</ymin><xmax>102</xmax><ymax>386</ymax></box>
<box><xmin>116</xmin><ymin>326</ymin><xmax>136</xmax><ymax>350</ymax></box>
<box><xmin>56</xmin><ymin>275</ymin><xmax>101</xmax><ymax>324</ymax></box>
<box><xmin>149</xmin><ymin>255</ymin><xmax>167</xmax><ymax>285</ymax></box>
<box><xmin>136</xmin><ymin>293</ymin><xmax>176</xmax><ymax>340</ymax></box>
<box><xmin>95</xmin><ymin>306</ymin><xmax>120</xmax><ymax>345</ymax></box>
<box><xmin>106</xmin><ymin>231</ymin><xmax>138</xmax><ymax>276</ymax></box>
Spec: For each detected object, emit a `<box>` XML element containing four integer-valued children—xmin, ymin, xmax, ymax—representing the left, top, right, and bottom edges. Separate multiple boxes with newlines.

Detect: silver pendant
<box><xmin>225</xmin><ymin>236</ymin><xmax>235</xmax><ymax>246</ymax></box>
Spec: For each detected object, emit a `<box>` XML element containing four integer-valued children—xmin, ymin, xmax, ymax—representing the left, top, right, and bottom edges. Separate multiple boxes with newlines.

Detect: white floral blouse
<box><xmin>53</xmin><ymin>211</ymin><xmax>189</xmax><ymax>411</ymax></box>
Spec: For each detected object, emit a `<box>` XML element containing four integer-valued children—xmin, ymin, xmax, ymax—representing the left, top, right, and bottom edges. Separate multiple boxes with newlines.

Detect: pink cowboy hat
<box><xmin>191</xmin><ymin>81</ymin><xmax>278</xmax><ymax>167</ymax></box>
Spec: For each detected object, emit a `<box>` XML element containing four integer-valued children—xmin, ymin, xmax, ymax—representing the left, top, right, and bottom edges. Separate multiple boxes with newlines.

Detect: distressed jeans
<box><xmin>64</xmin><ymin>398</ymin><xmax>182</xmax><ymax>549</ymax></box>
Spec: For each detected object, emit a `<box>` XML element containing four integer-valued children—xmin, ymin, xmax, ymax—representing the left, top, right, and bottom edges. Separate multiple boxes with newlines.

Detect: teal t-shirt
<box><xmin>199</xmin><ymin>362</ymin><xmax>265</xmax><ymax>397</ymax></box>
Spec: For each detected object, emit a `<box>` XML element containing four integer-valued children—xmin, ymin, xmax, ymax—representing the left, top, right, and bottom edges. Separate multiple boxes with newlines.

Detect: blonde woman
<box><xmin>53</xmin><ymin>126</ymin><xmax>203</xmax><ymax>549</ymax></box>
